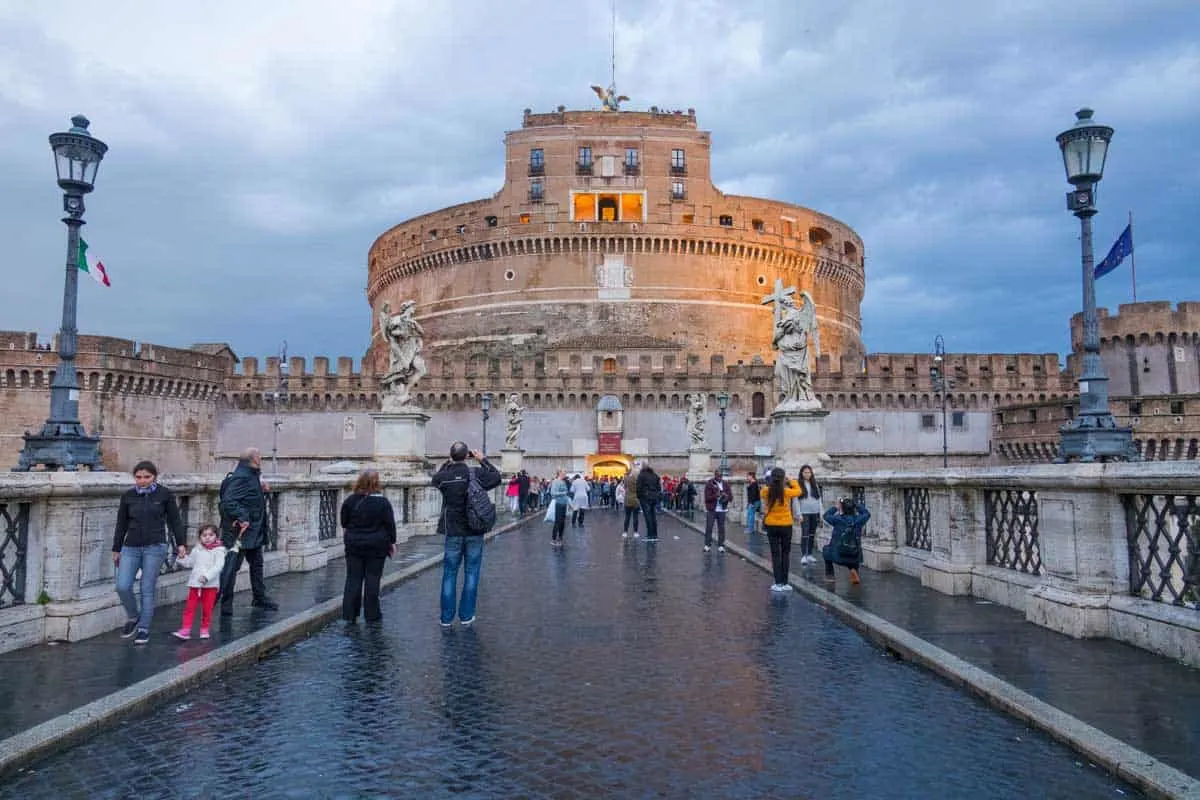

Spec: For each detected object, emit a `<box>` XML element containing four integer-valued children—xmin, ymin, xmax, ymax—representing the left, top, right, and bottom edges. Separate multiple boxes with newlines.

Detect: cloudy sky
<box><xmin>1</xmin><ymin>0</ymin><xmax>1196</xmax><ymax>366</ymax></box>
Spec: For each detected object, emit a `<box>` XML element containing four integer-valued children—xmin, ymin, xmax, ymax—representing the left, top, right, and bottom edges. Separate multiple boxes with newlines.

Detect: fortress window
<box><xmin>671</xmin><ymin>182</ymin><xmax>686</xmax><ymax>201</ymax></box>
<box><xmin>519</xmin><ymin>213</ymin><xmax>531</xmax><ymax>224</ymax></box>
<box><xmin>808</xmin><ymin>227</ymin><xmax>832</xmax><ymax>247</ymax></box>
<box><xmin>485</xmin><ymin>215</ymin><xmax>498</xmax><ymax>227</ymax></box>
<box><xmin>573</xmin><ymin>193</ymin><xmax>596</xmax><ymax>221</ymax></box>
<box><xmin>751</xmin><ymin>392</ymin><xmax>765</xmax><ymax>418</ymax></box>
<box><xmin>456</xmin><ymin>224</ymin><xmax>467</xmax><ymax>235</ymax></box>
<box><xmin>429</xmin><ymin>229</ymin><xmax>438</xmax><ymax>240</ymax></box>
<box><xmin>624</xmin><ymin>148</ymin><xmax>639</xmax><ymax>174</ymax></box>
<box><xmin>598</xmin><ymin>194</ymin><xmax>618</xmax><ymax>221</ymax></box>
<box><xmin>952</xmin><ymin>411</ymin><xmax>966</xmax><ymax>428</ymax></box>
<box><xmin>529</xmin><ymin>179</ymin><xmax>544</xmax><ymax>203</ymax></box>
<box><xmin>603</xmin><ymin>357</ymin><xmax>617</xmax><ymax>374</ymax></box>
<box><xmin>682</xmin><ymin>213</ymin><xmax>694</xmax><ymax>224</ymax></box>
<box><xmin>1171</xmin><ymin>400</ymin><xmax>1185</xmax><ymax>415</ymax></box>
<box><xmin>529</xmin><ymin>148</ymin><xmax>544</xmax><ymax>175</ymax></box>
<box><xmin>670</xmin><ymin>148</ymin><xmax>687</xmax><ymax>175</ymax></box>
<box><xmin>844</xmin><ymin>241</ymin><xmax>858</xmax><ymax>259</ymax></box>
<box><xmin>620</xmin><ymin>193</ymin><xmax>643</xmax><ymax>220</ymax></box>
<box><xmin>719</xmin><ymin>215</ymin><xmax>733</xmax><ymax>227</ymax></box>
<box><xmin>1129</xmin><ymin>401</ymin><xmax>1143</xmax><ymax>416</ymax></box>
<box><xmin>578</xmin><ymin>146</ymin><xmax>593</xmax><ymax>168</ymax></box>
<box><xmin>781</xmin><ymin>219</ymin><xmax>794</xmax><ymax>237</ymax></box>
<box><xmin>752</xmin><ymin>219</ymin><xmax>764</xmax><ymax>233</ymax></box>
<box><xmin>921</xmin><ymin>414</ymin><xmax>936</xmax><ymax>430</ymax></box>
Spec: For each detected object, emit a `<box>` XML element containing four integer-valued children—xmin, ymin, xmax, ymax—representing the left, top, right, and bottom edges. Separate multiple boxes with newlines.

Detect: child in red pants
<box><xmin>172</xmin><ymin>524</ymin><xmax>227</xmax><ymax>640</ymax></box>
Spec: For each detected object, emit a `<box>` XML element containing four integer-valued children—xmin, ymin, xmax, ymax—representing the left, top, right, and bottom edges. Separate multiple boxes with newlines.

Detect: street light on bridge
<box><xmin>1054</xmin><ymin>108</ymin><xmax>1137</xmax><ymax>462</ymax></box>
<box><xmin>716</xmin><ymin>391</ymin><xmax>730</xmax><ymax>476</ymax></box>
<box><xmin>480</xmin><ymin>392</ymin><xmax>493</xmax><ymax>457</ymax></box>
<box><xmin>16</xmin><ymin>116</ymin><xmax>109</xmax><ymax>472</ymax></box>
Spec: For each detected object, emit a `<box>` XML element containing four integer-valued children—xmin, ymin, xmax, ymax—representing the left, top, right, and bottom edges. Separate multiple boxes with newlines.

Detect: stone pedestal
<box><xmin>687</xmin><ymin>447</ymin><xmax>713</xmax><ymax>480</ymax></box>
<box><xmin>500</xmin><ymin>448</ymin><xmax>525</xmax><ymax>475</ymax></box>
<box><xmin>371</xmin><ymin>410</ymin><xmax>431</xmax><ymax>475</ymax></box>
<box><xmin>771</xmin><ymin>405</ymin><xmax>831</xmax><ymax>473</ymax></box>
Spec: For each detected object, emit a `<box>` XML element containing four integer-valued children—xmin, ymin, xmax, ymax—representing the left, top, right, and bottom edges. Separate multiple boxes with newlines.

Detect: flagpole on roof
<box><xmin>1128</xmin><ymin>210</ymin><xmax>1137</xmax><ymax>302</ymax></box>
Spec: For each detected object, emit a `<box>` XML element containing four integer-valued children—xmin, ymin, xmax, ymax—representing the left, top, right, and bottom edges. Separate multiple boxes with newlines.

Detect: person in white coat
<box><xmin>172</xmin><ymin>524</ymin><xmax>228</xmax><ymax>640</ymax></box>
<box><xmin>570</xmin><ymin>474</ymin><xmax>591</xmax><ymax>528</ymax></box>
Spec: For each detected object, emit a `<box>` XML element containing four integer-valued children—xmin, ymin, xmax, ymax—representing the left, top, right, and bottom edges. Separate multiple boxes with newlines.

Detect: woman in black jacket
<box><xmin>340</xmin><ymin>470</ymin><xmax>397</xmax><ymax>623</ymax></box>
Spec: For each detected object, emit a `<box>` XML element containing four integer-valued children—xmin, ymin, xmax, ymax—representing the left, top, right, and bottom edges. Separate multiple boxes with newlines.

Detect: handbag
<box><xmin>543</xmin><ymin>503</ymin><xmax>556</xmax><ymax>523</ymax></box>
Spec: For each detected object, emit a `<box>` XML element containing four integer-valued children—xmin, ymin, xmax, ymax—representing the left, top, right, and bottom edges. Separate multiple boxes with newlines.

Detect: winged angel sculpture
<box><xmin>591</xmin><ymin>83</ymin><xmax>630</xmax><ymax>112</ymax></box>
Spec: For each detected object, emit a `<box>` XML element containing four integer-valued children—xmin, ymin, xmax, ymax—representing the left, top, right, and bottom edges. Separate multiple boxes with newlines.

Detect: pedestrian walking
<box><xmin>112</xmin><ymin>460</ymin><xmax>187</xmax><ymax>645</ymax></box>
<box><xmin>702</xmin><ymin>473</ymin><xmax>733</xmax><ymax>553</ymax></box>
<box><xmin>506</xmin><ymin>475</ymin><xmax>521</xmax><ymax>514</ymax></box>
<box><xmin>550</xmin><ymin>469</ymin><xmax>570</xmax><ymax>546</ymax></box>
<box><xmin>745</xmin><ymin>471</ymin><xmax>762</xmax><ymax>533</ymax></box>
<box><xmin>217</xmin><ymin>448</ymin><xmax>279</xmax><ymax>616</ymax></box>
<box><xmin>432</xmin><ymin>441</ymin><xmax>501</xmax><ymax>626</ymax></box>
<box><xmin>636</xmin><ymin>463</ymin><xmax>662</xmax><ymax>541</ymax></box>
<box><xmin>760</xmin><ymin>467</ymin><xmax>801</xmax><ymax>592</ymax></box>
<box><xmin>171</xmin><ymin>523</ymin><xmax>227</xmax><ymax>640</ymax></box>
<box><xmin>795</xmin><ymin>464</ymin><xmax>823</xmax><ymax>565</ymax></box>
<box><xmin>620</xmin><ymin>469</ymin><xmax>640</xmax><ymax>538</ymax></box>
<box><xmin>340</xmin><ymin>470</ymin><xmax>397</xmax><ymax>623</ymax></box>
<box><xmin>822</xmin><ymin>498</ymin><xmax>871</xmax><ymax>585</ymax></box>
<box><xmin>570</xmin><ymin>473</ymin><xmax>590</xmax><ymax>527</ymax></box>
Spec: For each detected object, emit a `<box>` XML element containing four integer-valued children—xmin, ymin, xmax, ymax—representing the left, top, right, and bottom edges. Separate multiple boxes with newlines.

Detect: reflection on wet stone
<box><xmin>5</xmin><ymin>513</ymin><xmax>1138</xmax><ymax>799</ymax></box>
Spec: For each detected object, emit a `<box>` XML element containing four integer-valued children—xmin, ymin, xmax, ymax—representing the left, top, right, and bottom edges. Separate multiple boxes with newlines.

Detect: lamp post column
<box><xmin>717</xmin><ymin>391</ymin><xmax>730</xmax><ymax>476</ymax></box>
<box><xmin>481</xmin><ymin>393</ymin><xmax>492</xmax><ymax>457</ymax></box>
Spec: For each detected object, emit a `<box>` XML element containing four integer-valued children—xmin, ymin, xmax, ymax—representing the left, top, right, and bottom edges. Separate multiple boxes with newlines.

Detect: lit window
<box><xmin>682</xmin><ymin>213</ymin><xmax>694</xmax><ymax>223</ymax></box>
<box><xmin>573</xmin><ymin>193</ymin><xmax>596</xmax><ymax>221</ymax></box>
<box><xmin>598</xmin><ymin>194</ymin><xmax>618</xmax><ymax>222</ymax></box>
<box><xmin>519</xmin><ymin>213</ymin><xmax>531</xmax><ymax>224</ymax></box>
<box><xmin>620</xmin><ymin>193</ymin><xmax>643</xmax><ymax>221</ymax></box>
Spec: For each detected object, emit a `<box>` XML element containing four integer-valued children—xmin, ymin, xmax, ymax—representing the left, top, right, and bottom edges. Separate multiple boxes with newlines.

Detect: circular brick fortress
<box><xmin>366</xmin><ymin>108</ymin><xmax>865</xmax><ymax>373</ymax></box>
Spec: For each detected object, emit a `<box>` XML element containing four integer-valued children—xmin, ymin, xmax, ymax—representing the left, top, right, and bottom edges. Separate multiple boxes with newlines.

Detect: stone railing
<box><xmin>0</xmin><ymin>471</ymin><xmax>444</xmax><ymax>654</ymax></box>
<box><xmin>812</xmin><ymin>463</ymin><xmax>1199</xmax><ymax>667</ymax></box>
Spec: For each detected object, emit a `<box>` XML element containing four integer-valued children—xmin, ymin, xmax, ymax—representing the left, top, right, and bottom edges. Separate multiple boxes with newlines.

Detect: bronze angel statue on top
<box><xmin>591</xmin><ymin>83</ymin><xmax>630</xmax><ymax>112</ymax></box>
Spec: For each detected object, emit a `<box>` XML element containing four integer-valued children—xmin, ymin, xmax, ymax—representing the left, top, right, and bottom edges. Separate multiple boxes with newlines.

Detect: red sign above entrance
<box><xmin>597</xmin><ymin>432</ymin><xmax>622</xmax><ymax>454</ymax></box>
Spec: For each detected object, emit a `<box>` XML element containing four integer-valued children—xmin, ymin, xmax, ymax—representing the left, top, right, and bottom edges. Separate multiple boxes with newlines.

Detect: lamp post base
<box><xmin>14</xmin><ymin>423</ymin><xmax>103</xmax><ymax>471</ymax></box>
<box><xmin>1056</xmin><ymin>420</ymin><xmax>1139</xmax><ymax>463</ymax></box>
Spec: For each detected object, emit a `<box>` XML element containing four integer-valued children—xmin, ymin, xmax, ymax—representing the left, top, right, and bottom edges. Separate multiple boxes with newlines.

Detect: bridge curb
<box><xmin>0</xmin><ymin>516</ymin><xmax>528</xmax><ymax>780</ymax></box>
<box><xmin>671</xmin><ymin>514</ymin><xmax>1200</xmax><ymax>800</ymax></box>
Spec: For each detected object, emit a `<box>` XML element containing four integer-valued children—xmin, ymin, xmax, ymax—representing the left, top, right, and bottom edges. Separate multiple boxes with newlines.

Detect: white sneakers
<box><xmin>799</xmin><ymin>554</ymin><xmax>817</xmax><ymax>565</ymax></box>
<box><xmin>770</xmin><ymin>583</ymin><xmax>795</xmax><ymax>593</ymax></box>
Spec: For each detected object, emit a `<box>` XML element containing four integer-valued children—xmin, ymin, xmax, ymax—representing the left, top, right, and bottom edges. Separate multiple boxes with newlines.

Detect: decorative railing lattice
<box><xmin>1124</xmin><ymin>493</ymin><xmax>1199</xmax><ymax>608</ymax></box>
<box><xmin>319</xmin><ymin>490</ymin><xmax>340</xmax><ymax>541</ymax></box>
<box><xmin>0</xmin><ymin>501</ymin><xmax>30</xmax><ymax>607</ymax></box>
<box><xmin>903</xmin><ymin>488</ymin><xmax>931</xmax><ymax>550</ymax></box>
<box><xmin>264</xmin><ymin>492</ymin><xmax>281</xmax><ymax>552</ymax></box>
<box><xmin>984</xmin><ymin>489</ymin><xmax>1042</xmax><ymax>575</ymax></box>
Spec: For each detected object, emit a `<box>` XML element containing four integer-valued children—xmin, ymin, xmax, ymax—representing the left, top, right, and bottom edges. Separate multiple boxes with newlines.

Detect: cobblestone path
<box><xmin>5</xmin><ymin>510</ymin><xmax>1136</xmax><ymax>799</ymax></box>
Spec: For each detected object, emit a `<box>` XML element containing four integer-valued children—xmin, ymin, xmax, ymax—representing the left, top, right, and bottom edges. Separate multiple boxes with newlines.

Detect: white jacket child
<box><xmin>178</xmin><ymin>543</ymin><xmax>227</xmax><ymax>589</ymax></box>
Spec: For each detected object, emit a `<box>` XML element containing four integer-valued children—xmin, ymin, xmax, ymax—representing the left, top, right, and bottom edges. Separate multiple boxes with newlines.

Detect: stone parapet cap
<box><xmin>0</xmin><ymin>471</ymin><xmax>435</xmax><ymax>500</ymax></box>
<box><xmin>828</xmin><ymin>461</ymin><xmax>1200</xmax><ymax>492</ymax></box>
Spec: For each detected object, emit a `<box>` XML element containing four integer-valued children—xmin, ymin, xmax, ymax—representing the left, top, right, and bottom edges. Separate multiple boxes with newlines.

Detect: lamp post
<box><xmin>269</xmin><ymin>341</ymin><xmax>288</xmax><ymax>476</ymax></box>
<box><xmin>717</xmin><ymin>391</ymin><xmax>730</xmax><ymax>476</ymax></box>
<box><xmin>480</xmin><ymin>392</ymin><xmax>493</xmax><ymax>457</ymax></box>
<box><xmin>930</xmin><ymin>335</ymin><xmax>951</xmax><ymax>468</ymax></box>
<box><xmin>1054</xmin><ymin>108</ymin><xmax>1137</xmax><ymax>462</ymax></box>
<box><xmin>16</xmin><ymin>116</ymin><xmax>109</xmax><ymax>472</ymax></box>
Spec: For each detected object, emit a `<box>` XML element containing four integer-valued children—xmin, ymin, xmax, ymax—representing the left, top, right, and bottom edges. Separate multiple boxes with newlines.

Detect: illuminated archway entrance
<box><xmin>586</xmin><ymin>453</ymin><xmax>633</xmax><ymax>478</ymax></box>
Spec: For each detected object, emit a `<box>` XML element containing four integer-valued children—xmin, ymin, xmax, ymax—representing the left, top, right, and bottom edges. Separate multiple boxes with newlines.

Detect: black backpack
<box><xmin>466</xmin><ymin>471</ymin><xmax>497</xmax><ymax>534</ymax></box>
<box><xmin>836</xmin><ymin>528</ymin><xmax>862</xmax><ymax>561</ymax></box>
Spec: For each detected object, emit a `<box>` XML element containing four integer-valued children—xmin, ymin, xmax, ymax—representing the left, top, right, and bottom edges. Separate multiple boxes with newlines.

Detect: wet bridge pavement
<box><xmin>3</xmin><ymin>510</ymin><xmax>1139</xmax><ymax>799</ymax></box>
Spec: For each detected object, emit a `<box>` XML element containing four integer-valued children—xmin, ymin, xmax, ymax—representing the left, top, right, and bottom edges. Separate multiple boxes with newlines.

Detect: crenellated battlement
<box><xmin>0</xmin><ymin>331</ymin><xmax>233</xmax><ymax>397</ymax></box>
<box><xmin>1071</xmin><ymin>301</ymin><xmax>1200</xmax><ymax>349</ymax></box>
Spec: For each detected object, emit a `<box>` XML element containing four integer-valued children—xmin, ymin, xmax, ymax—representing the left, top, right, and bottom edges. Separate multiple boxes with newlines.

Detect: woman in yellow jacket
<box><xmin>759</xmin><ymin>467</ymin><xmax>801</xmax><ymax>592</ymax></box>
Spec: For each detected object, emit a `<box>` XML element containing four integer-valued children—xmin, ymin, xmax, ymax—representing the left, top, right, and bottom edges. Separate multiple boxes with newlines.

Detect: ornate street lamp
<box><xmin>16</xmin><ymin>116</ymin><xmax>109</xmax><ymax>471</ymax></box>
<box><xmin>716</xmin><ymin>391</ymin><xmax>730</xmax><ymax>476</ymax></box>
<box><xmin>1054</xmin><ymin>108</ymin><xmax>1137</xmax><ymax>462</ymax></box>
<box><xmin>930</xmin><ymin>335</ymin><xmax>951</xmax><ymax>468</ymax></box>
<box><xmin>480</xmin><ymin>392</ymin><xmax>493</xmax><ymax>457</ymax></box>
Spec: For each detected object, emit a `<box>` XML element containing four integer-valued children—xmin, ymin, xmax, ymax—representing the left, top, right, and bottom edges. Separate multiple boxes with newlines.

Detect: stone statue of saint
<box><xmin>504</xmin><ymin>393</ymin><xmax>524</xmax><ymax>449</ymax></box>
<box><xmin>378</xmin><ymin>300</ymin><xmax>427</xmax><ymax>411</ymax></box>
<box><xmin>762</xmin><ymin>279</ymin><xmax>821</xmax><ymax>410</ymax></box>
<box><xmin>686</xmin><ymin>393</ymin><xmax>708</xmax><ymax>449</ymax></box>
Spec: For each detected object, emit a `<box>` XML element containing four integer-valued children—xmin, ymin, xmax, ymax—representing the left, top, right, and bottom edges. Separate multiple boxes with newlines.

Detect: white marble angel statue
<box><xmin>686</xmin><ymin>393</ymin><xmax>708</xmax><ymax>448</ymax></box>
<box><xmin>763</xmin><ymin>280</ymin><xmax>821</xmax><ymax>409</ymax></box>
<box><xmin>378</xmin><ymin>300</ymin><xmax>427</xmax><ymax>410</ymax></box>
<box><xmin>504</xmin><ymin>393</ymin><xmax>524</xmax><ymax>449</ymax></box>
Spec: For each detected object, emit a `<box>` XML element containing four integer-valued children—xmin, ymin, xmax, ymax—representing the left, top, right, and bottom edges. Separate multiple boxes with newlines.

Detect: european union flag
<box><xmin>1095</xmin><ymin>224</ymin><xmax>1133</xmax><ymax>280</ymax></box>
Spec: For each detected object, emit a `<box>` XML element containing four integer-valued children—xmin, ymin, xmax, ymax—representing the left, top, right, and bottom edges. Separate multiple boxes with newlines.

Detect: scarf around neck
<box><xmin>134</xmin><ymin>482</ymin><xmax>159</xmax><ymax>495</ymax></box>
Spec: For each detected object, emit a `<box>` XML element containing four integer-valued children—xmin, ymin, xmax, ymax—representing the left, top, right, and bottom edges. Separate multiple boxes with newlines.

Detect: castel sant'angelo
<box><xmin>2</xmin><ymin>93</ymin><xmax>1197</xmax><ymax>474</ymax></box>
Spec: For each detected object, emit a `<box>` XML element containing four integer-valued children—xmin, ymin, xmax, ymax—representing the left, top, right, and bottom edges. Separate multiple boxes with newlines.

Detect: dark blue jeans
<box><xmin>441</xmin><ymin>536</ymin><xmax>484</xmax><ymax>624</ymax></box>
<box><xmin>642</xmin><ymin>502</ymin><xmax>659</xmax><ymax>540</ymax></box>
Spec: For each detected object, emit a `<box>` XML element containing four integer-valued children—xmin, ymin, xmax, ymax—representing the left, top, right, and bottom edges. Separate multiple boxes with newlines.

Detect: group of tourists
<box><xmin>112</xmin><ymin>448</ymin><xmax>280</xmax><ymax>645</ymax></box>
<box><xmin>110</xmin><ymin>441</ymin><xmax>872</xmax><ymax>643</ymax></box>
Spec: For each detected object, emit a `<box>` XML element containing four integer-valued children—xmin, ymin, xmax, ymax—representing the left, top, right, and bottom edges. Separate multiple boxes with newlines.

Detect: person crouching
<box><xmin>822</xmin><ymin>498</ymin><xmax>871</xmax><ymax>585</ymax></box>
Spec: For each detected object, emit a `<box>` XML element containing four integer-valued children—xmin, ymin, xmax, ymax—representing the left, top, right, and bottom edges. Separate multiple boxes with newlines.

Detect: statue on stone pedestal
<box><xmin>686</xmin><ymin>393</ymin><xmax>708</xmax><ymax>448</ymax></box>
<box><xmin>378</xmin><ymin>300</ymin><xmax>427</xmax><ymax>411</ymax></box>
<box><xmin>504</xmin><ymin>393</ymin><xmax>524</xmax><ymax>449</ymax></box>
<box><xmin>762</xmin><ymin>279</ymin><xmax>821</xmax><ymax>410</ymax></box>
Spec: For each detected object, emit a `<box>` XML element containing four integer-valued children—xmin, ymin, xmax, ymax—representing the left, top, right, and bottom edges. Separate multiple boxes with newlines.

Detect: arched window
<box><xmin>751</xmin><ymin>392</ymin><xmax>766</xmax><ymax>418</ymax></box>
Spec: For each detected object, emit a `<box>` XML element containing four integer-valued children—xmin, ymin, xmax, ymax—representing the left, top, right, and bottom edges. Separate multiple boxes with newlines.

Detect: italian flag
<box><xmin>77</xmin><ymin>238</ymin><xmax>111</xmax><ymax>287</ymax></box>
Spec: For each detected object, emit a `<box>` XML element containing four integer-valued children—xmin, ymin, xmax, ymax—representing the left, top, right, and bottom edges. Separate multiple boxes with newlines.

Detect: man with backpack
<box><xmin>822</xmin><ymin>497</ymin><xmax>871</xmax><ymax>585</ymax></box>
<box><xmin>217</xmin><ymin>447</ymin><xmax>279</xmax><ymax>615</ymax></box>
<box><xmin>432</xmin><ymin>441</ymin><xmax>501</xmax><ymax>627</ymax></box>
